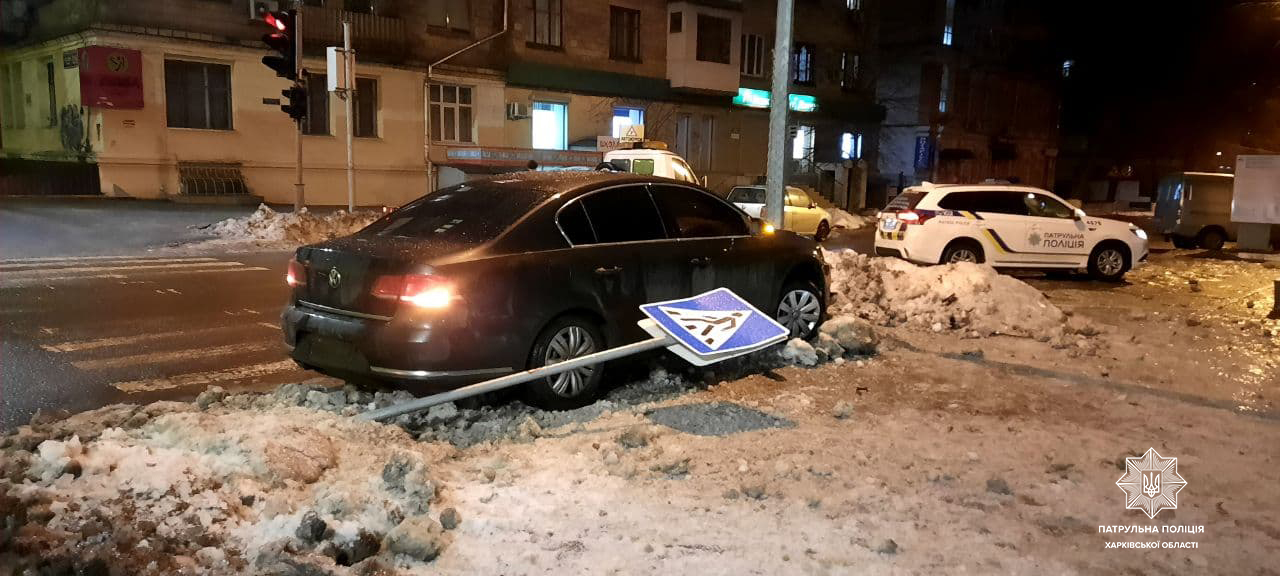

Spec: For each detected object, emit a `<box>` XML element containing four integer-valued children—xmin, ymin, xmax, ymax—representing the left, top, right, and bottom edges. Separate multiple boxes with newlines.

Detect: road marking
<box><xmin>0</xmin><ymin>255</ymin><xmax>208</xmax><ymax>264</ymax></box>
<box><xmin>71</xmin><ymin>341</ymin><xmax>276</xmax><ymax>371</ymax></box>
<box><xmin>42</xmin><ymin>323</ymin><xmax>279</xmax><ymax>353</ymax></box>
<box><xmin>2</xmin><ymin>261</ymin><xmax>244</xmax><ymax>279</ymax></box>
<box><xmin>258</xmin><ymin>322</ymin><xmax>280</xmax><ymax>330</ymax></box>
<box><xmin>111</xmin><ymin>359</ymin><xmax>298</xmax><ymax>393</ymax></box>
<box><xmin>2</xmin><ymin>266</ymin><xmax>270</xmax><ymax>286</ymax></box>
<box><xmin>0</xmin><ymin>257</ymin><xmax>218</xmax><ymax>270</ymax></box>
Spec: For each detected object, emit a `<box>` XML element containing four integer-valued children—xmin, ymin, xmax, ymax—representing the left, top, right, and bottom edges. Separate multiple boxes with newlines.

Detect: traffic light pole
<box><xmin>343</xmin><ymin>20</ymin><xmax>356</xmax><ymax>212</ymax></box>
<box><xmin>293</xmin><ymin>8</ymin><xmax>305</xmax><ymax>212</ymax></box>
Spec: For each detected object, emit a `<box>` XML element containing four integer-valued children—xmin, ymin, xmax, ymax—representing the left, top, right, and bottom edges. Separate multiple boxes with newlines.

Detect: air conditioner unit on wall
<box><xmin>507</xmin><ymin>102</ymin><xmax>530</xmax><ymax>120</ymax></box>
<box><xmin>249</xmin><ymin>0</ymin><xmax>279</xmax><ymax>20</ymax></box>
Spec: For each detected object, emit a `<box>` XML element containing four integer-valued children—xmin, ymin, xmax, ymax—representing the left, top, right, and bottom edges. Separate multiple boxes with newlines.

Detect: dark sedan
<box><xmin>282</xmin><ymin>172</ymin><xmax>827</xmax><ymax>409</ymax></box>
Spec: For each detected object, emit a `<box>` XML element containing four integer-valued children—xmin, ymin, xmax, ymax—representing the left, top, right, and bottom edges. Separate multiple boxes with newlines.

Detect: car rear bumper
<box><xmin>282</xmin><ymin>302</ymin><xmax>515</xmax><ymax>386</ymax></box>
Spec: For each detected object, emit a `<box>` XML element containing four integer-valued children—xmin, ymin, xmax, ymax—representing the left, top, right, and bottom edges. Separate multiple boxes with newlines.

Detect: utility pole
<box><xmin>293</xmin><ymin>7</ymin><xmax>305</xmax><ymax>211</ymax></box>
<box><xmin>764</xmin><ymin>0</ymin><xmax>794</xmax><ymax>228</ymax></box>
<box><xmin>342</xmin><ymin>20</ymin><xmax>356</xmax><ymax>212</ymax></box>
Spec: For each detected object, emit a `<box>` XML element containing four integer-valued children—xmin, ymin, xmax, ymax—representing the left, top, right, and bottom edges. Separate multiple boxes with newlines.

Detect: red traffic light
<box><xmin>263</xmin><ymin>11</ymin><xmax>287</xmax><ymax>31</ymax></box>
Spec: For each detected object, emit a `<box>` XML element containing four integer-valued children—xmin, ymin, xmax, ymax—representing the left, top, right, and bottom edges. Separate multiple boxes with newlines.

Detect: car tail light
<box><xmin>896</xmin><ymin>210</ymin><xmax>935</xmax><ymax>224</ymax></box>
<box><xmin>286</xmin><ymin>259</ymin><xmax>306</xmax><ymax>287</ymax></box>
<box><xmin>371</xmin><ymin>274</ymin><xmax>455</xmax><ymax>309</ymax></box>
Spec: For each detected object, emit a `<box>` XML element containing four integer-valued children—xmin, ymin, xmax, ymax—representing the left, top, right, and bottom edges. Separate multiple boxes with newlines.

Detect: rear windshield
<box><xmin>885</xmin><ymin>191</ymin><xmax>927</xmax><ymax>210</ymax></box>
<box><xmin>728</xmin><ymin>187</ymin><xmax>766</xmax><ymax>204</ymax></box>
<box><xmin>359</xmin><ymin>182</ymin><xmax>546</xmax><ymax>245</ymax></box>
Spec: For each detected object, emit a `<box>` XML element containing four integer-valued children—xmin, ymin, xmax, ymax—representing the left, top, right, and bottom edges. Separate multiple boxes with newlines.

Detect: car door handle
<box><xmin>689</xmin><ymin>257</ymin><xmax>711</xmax><ymax>267</ymax></box>
<box><xmin>594</xmin><ymin>266</ymin><xmax>623</xmax><ymax>276</ymax></box>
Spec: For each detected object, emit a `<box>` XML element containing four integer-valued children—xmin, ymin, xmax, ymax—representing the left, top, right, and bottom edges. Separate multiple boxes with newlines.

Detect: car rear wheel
<box><xmin>777</xmin><ymin>282</ymin><xmax>824</xmax><ymax>339</ymax></box>
<box><xmin>1198</xmin><ymin>228</ymin><xmax>1226</xmax><ymax>251</ymax></box>
<box><xmin>1088</xmin><ymin>243</ymin><xmax>1130</xmax><ymax>282</ymax></box>
<box><xmin>814</xmin><ymin>220</ymin><xmax>831</xmax><ymax>242</ymax></box>
<box><xmin>941</xmin><ymin>239</ymin><xmax>985</xmax><ymax>264</ymax></box>
<box><xmin>524</xmin><ymin>315</ymin><xmax>605</xmax><ymax>410</ymax></box>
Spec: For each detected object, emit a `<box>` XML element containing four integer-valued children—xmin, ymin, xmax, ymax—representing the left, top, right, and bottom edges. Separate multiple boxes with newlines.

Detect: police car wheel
<box><xmin>814</xmin><ymin>221</ymin><xmax>831</xmax><ymax>242</ymax></box>
<box><xmin>524</xmin><ymin>315</ymin><xmax>605</xmax><ymax>410</ymax></box>
<box><xmin>1088</xmin><ymin>244</ymin><xmax>1130</xmax><ymax>282</ymax></box>
<box><xmin>777</xmin><ymin>282</ymin><xmax>824</xmax><ymax>339</ymax></box>
<box><xmin>941</xmin><ymin>240</ymin><xmax>984</xmax><ymax>264</ymax></box>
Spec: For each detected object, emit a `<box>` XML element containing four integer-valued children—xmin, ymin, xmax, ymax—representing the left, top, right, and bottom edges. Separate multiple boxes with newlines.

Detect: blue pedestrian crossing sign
<box><xmin>639</xmin><ymin>288</ymin><xmax>791</xmax><ymax>366</ymax></box>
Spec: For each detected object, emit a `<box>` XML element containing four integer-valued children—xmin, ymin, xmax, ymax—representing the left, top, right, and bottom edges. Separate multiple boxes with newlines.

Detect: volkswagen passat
<box><xmin>283</xmin><ymin>172</ymin><xmax>827</xmax><ymax>409</ymax></box>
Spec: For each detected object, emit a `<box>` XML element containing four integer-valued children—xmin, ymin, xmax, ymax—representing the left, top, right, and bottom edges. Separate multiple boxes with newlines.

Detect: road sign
<box><xmin>640</xmin><ymin>288</ymin><xmax>790</xmax><ymax>366</ymax></box>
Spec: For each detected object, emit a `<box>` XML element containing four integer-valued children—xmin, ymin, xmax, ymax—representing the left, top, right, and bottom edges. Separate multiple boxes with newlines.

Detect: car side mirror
<box><xmin>808</xmin><ymin>202</ymin><xmax>818</xmax><ymax>209</ymax></box>
<box><xmin>1074</xmin><ymin>208</ymin><xmax>1086</xmax><ymax>220</ymax></box>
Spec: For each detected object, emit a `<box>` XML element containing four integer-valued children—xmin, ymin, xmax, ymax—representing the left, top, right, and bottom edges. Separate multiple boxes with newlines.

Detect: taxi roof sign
<box><xmin>639</xmin><ymin>288</ymin><xmax>790</xmax><ymax>366</ymax></box>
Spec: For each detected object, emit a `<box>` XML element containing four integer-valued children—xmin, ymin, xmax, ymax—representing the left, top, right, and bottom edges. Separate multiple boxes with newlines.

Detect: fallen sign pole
<box><xmin>357</xmin><ymin>288</ymin><xmax>790</xmax><ymax>423</ymax></box>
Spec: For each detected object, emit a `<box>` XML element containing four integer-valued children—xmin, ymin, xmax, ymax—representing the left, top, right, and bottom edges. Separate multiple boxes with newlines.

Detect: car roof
<box><xmin>908</xmin><ymin>182</ymin><xmax>1052</xmax><ymax>195</ymax></box>
<box><xmin>461</xmin><ymin>170</ymin><xmax>703</xmax><ymax>200</ymax></box>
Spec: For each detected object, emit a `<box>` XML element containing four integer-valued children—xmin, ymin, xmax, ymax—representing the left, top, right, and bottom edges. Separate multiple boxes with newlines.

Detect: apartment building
<box><xmin>1</xmin><ymin>0</ymin><xmax>881</xmax><ymax>208</ymax></box>
<box><xmin>877</xmin><ymin>0</ymin><xmax>1060</xmax><ymax>201</ymax></box>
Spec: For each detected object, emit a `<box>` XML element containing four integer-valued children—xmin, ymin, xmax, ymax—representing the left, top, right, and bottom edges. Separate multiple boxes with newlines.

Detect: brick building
<box><xmin>877</xmin><ymin>0</ymin><xmax>1060</xmax><ymax>201</ymax></box>
<box><xmin>0</xmin><ymin>0</ymin><xmax>882</xmax><ymax>209</ymax></box>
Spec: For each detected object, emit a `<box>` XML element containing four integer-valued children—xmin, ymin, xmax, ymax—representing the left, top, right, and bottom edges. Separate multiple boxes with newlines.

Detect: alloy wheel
<box><xmin>1096</xmin><ymin>249</ymin><xmax>1124</xmax><ymax>276</ymax></box>
<box><xmin>948</xmin><ymin>248</ymin><xmax>979</xmax><ymax>263</ymax></box>
<box><xmin>777</xmin><ymin>289</ymin><xmax>821</xmax><ymax>338</ymax></box>
<box><xmin>543</xmin><ymin>325</ymin><xmax>597</xmax><ymax>397</ymax></box>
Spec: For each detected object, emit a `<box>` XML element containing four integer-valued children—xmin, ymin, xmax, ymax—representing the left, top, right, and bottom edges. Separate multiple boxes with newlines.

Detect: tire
<box><xmin>776</xmin><ymin>281</ymin><xmax>825</xmax><ymax>339</ymax></box>
<box><xmin>940</xmin><ymin>239</ymin><xmax>985</xmax><ymax>264</ymax></box>
<box><xmin>813</xmin><ymin>220</ymin><xmax>831</xmax><ymax>242</ymax></box>
<box><xmin>1171</xmin><ymin>235</ymin><xmax>1195</xmax><ymax>249</ymax></box>
<box><xmin>1197</xmin><ymin>228</ymin><xmax>1226</xmax><ymax>251</ymax></box>
<box><xmin>1088</xmin><ymin>243</ymin><xmax>1130</xmax><ymax>282</ymax></box>
<box><xmin>523</xmin><ymin>315</ymin><xmax>606</xmax><ymax>410</ymax></box>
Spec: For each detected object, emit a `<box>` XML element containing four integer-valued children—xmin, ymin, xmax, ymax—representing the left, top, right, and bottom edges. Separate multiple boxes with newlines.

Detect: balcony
<box><xmin>301</xmin><ymin>6</ymin><xmax>407</xmax><ymax>63</ymax></box>
<box><xmin>666</xmin><ymin>2</ymin><xmax>741</xmax><ymax>94</ymax></box>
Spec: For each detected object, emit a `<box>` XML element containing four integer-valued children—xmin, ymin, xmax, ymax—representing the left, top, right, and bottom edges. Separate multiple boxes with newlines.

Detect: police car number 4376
<box><xmin>873</xmin><ymin>183</ymin><xmax>1149</xmax><ymax>282</ymax></box>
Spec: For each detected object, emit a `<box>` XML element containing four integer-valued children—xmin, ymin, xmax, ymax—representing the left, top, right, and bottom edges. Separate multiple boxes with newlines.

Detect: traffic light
<box><xmin>261</xmin><ymin>10</ymin><xmax>297</xmax><ymax>80</ymax></box>
<box><xmin>282</xmin><ymin>85</ymin><xmax>307</xmax><ymax>121</ymax></box>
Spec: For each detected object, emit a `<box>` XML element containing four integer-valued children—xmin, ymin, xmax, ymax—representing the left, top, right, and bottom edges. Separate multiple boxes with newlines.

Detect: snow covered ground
<box><xmin>184</xmin><ymin>205</ymin><xmax>382</xmax><ymax>252</ymax></box>
<box><xmin>827</xmin><ymin>207</ymin><xmax>871</xmax><ymax>230</ymax></box>
<box><xmin>4</xmin><ymin>252</ymin><xmax>1279</xmax><ymax>574</ymax></box>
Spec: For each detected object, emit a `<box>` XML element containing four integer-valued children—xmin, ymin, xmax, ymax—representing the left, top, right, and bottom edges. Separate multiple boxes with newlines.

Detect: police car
<box><xmin>873</xmin><ymin>183</ymin><xmax>1149</xmax><ymax>281</ymax></box>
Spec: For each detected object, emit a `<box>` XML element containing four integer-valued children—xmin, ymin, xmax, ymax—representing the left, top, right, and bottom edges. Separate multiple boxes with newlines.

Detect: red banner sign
<box><xmin>79</xmin><ymin>46</ymin><xmax>144</xmax><ymax>109</ymax></box>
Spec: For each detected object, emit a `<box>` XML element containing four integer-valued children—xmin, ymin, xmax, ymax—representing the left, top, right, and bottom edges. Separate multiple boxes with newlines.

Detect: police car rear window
<box><xmin>886</xmin><ymin>191</ymin><xmax>926</xmax><ymax>210</ymax></box>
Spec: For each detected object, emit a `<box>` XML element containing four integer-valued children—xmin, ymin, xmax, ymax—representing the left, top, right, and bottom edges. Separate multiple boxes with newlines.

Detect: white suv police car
<box><xmin>874</xmin><ymin>183</ymin><xmax>1149</xmax><ymax>281</ymax></box>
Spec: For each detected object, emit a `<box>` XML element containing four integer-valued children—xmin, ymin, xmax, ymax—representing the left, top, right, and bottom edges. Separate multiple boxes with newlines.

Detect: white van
<box><xmin>1154</xmin><ymin>172</ymin><xmax>1236</xmax><ymax>250</ymax></box>
<box><xmin>602</xmin><ymin>146</ymin><xmax>700</xmax><ymax>184</ymax></box>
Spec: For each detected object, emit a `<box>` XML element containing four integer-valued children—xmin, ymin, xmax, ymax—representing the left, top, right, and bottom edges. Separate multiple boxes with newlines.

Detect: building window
<box><xmin>427</xmin><ymin>0</ymin><xmax>470</xmax><ymax>31</ymax></box>
<box><xmin>791</xmin><ymin>124</ymin><xmax>814</xmax><ymax>161</ymax></box>
<box><xmin>44</xmin><ymin>59</ymin><xmax>56</xmax><ymax>127</ymax></box>
<box><xmin>1062</xmin><ymin>59</ymin><xmax>1074</xmax><ymax>78</ymax></box>
<box><xmin>669</xmin><ymin>11</ymin><xmax>682</xmax><ymax>33</ymax></box>
<box><xmin>0</xmin><ymin>63</ymin><xmax>19</xmax><ymax>130</ymax></box>
<box><xmin>792</xmin><ymin>43</ymin><xmax>813</xmax><ymax>85</ymax></box>
<box><xmin>532</xmin><ymin>101</ymin><xmax>567</xmax><ymax>150</ymax></box>
<box><xmin>303</xmin><ymin>72</ymin><xmax>329</xmax><ymax>135</ymax></box>
<box><xmin>938</xmin><ymin>64</ymin><xmax>950</xmax><ymax>113</ymax></box>
<box><xmin>429</xmin><ymin>83</ymin><xmax>474</xmax><ymax>143</ymax></box>
<box><xmin>530</xmin><ymin>0</ymin><xmax>562</xmax><ymax>47</ymax></box>
<box><xmin>164</xmin><ymin>60</ymin><xmax>231</xmax><ymax>130</ymax></box>
<box><xmin>353</xmin><ymin>77</ymin><xmax>378</xmax><ymax>138</ymax></box>
<box><xmin>695</xmin><ymin>14</ymin><xmax>732</xmax><ymax>64</ymax></box>
<box><xmin>846</xmin><ymin>0</ymin><xmax>862</xmax><ymax>9</ymax></box>
<box><xmin>840</xmin><ymin>51</ymin><xmax>860</xmax><ymax>90</ymax></box>
<box><xmin>841</xmin><ymin>132</ymin><xmax>863</xmax><ymax>160</ymax></box>
<box><xmin>612</xmin><ymin>106</ymin><xmax>644</xmax><ymax>139</ymax></box>
<box><xmin>740</xmin><ymin>34</ymin><xmax>765</xmax><ymax>77</ymax></box>
<box><xmin>610</xmin><ymin>6</ymin><xmax>641</xmax><ymax>62</ymax></box>
<box><xmin>942</xmin><ymin>0</ymin><xmax>955</xmax><ymax>46</ymax></box>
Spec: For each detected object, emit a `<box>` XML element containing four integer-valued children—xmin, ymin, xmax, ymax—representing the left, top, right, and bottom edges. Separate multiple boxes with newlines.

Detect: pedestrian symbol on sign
<box><xmin>641</xmin><ymin>288</ymin><xmax>790</xmax><ymax>366</ymax></box>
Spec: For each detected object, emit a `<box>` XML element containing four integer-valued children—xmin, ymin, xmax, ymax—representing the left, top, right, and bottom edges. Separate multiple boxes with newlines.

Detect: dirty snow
<box><xmin>191</xmin><ymin>204</ymin><xmax>381</xmax><ymax>250</ymax></box>
<box><xmin>828</xmin><ymin>207</ymin><xmax>872</xmax><ymax>230</ymax></box>
<box><xmin>822</xmin><ymin>248</ymin><xmax>1087</xmax><ymax>342</ymax></box>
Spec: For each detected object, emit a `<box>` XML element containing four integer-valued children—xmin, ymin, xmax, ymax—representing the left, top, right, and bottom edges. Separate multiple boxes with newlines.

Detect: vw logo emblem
<box><xmin>327</xmin><ymin>268</ymin><xmax>342</xmax><ymax>288</ymax></box>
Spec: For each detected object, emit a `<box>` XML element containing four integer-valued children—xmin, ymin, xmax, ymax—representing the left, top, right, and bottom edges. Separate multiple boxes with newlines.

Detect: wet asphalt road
<box><xmin>0</xmin><ymin>251</ymin><xmax>299</xmax><ymax>430</ymax></box>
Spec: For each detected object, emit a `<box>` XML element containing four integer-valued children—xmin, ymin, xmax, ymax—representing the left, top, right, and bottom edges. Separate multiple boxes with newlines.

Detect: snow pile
<box><xmin>200</xmin><ymin>204</ymin><xmax>381</xmax><ymax>247</ymax></box>
<box><xmin>828</xmin><ymin>207</ymin><xmax>871</xmax><ymax>230</ymax></box>
<box><xmin>2</xmin><ymin>399</ymin><xmax>453</xmax><ymax>575</ymax></box>
<box><xmin>823</xmin><ymin>248</ymin><xmax>1074</xmax><ymax>340</ymax></box>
